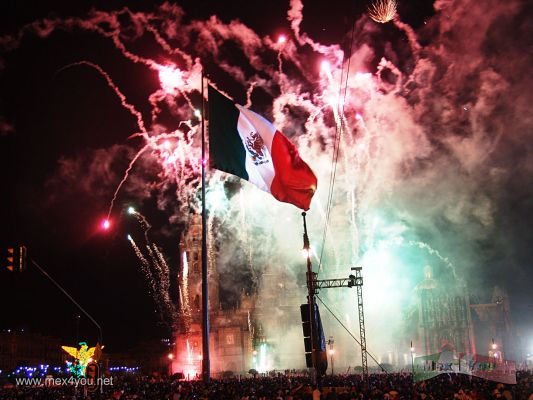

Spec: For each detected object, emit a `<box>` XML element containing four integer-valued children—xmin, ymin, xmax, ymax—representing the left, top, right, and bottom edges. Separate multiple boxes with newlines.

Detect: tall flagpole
<box><xmin>302</xmin><ymin>211</ymin><xmax>319</xmax><ymax>387</ymax></box>
<box><xmin>201</xmin><ymin>70</ymin><xmax>210</xmax><ymax>382</ymax></box>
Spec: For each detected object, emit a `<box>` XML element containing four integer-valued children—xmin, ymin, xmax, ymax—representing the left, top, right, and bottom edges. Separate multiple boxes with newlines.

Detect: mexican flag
<box><xmin>208</xmin><ymin>85</ymin><xmax>317</xmax><ymax>210</ymax></box>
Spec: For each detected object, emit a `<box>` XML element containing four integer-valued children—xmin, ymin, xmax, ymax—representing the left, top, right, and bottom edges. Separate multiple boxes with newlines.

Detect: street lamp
<box><xmin>327</xmin><ymin>337</ymin><xmax>335</xmax><ymax>375</ymax></box>
<box><xmin>490</xmin><ymin>338</ymin><xmax>499</xmax><ymax>367</ymax></box>
<box><xmin>167</xmin><ymin>353</ymin><xmax>174</xmax><ymax>376</ymax></box>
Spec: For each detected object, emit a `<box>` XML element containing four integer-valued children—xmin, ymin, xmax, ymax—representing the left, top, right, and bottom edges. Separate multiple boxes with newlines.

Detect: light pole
<box><xmin>75</xmin><ymin>315</ymin><xmax>80</xmax><ymax>343</ymax></box>
<box><xmin>327</xmin><ymin>337</ymin><xmax>334</xmax><ymax>375</ymax></box>
<box><xmin>410</xmin><ymin>341</ymin><xmax>415</xmax><ymax>375</ymax></box>
<box><xmin>491</xmin><ymin>338</ymin><xmax>498</xmax><ymax>367</ymax></box>
<box><xmin>167</xmin><ymin>353</ymin><xmax>174</xmax><ymax>375</ymax></box>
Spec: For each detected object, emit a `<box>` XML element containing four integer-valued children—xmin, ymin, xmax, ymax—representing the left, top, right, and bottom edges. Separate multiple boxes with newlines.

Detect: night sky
<box><xmin>1</xmin><ymin>0</ymin><xmax>532</xmax><ymax>357</ymax></box>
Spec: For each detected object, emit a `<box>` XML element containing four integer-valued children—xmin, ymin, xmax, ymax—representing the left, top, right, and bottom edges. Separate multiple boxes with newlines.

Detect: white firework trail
<box><xmin>407</xmin><ymin>240</ymin><xmax>457</xmax><ymax>278</ymax></box>
<box><xmin>207</xmin><ymin>215</ymin><xmax>216</xmax><ymax>284</ymax></box>
<box><xmin>128</xmin><ymin>235</ymin><xmax>161</xmax><ymax>312</ymax></box>
<box><xmin>180</xmin><ymin>250</ymin><xmax>192</xmax><ymax>331</ymax></box>
<box><xmin>186</xmin><ymin>338</ymin><xmax>193</xmax><ymax>363</ymax></box>
<box><xmin>152</xmin><ymin>244</ymin><xmax>173</xmax><ymax>303</ymax></box>
<box><xmin>128</xmin><ymin>211</ymin><xmax>179</xmax><ymax>328</ymax></box>
<box><xmin>2</xmin><ymin>0</ymin><xmax>520</xmax><ymax>362</ymax></box>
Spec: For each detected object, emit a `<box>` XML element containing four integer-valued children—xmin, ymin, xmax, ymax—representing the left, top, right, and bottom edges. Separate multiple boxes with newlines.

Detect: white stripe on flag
<box><xmin>236</xmin><ymin>105</ymin><xmax>276</xmax><ymax>192</ymax></box>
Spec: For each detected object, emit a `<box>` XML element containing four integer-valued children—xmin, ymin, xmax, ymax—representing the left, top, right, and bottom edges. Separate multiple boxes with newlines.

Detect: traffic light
<box><xmin>4</xmin><ymin>245</ymin><xmax>27</xmax><ymax>272</ymax></box>
<box><xmin>6</xmin><ymin>247</ymin><xmax>14</xmax><ymax>272</ymax></box>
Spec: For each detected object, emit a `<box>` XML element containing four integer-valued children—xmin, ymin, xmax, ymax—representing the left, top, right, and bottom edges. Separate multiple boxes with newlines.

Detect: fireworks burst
<box><xmin>2</xmin><ymin>0</ymin><xmax>525</xmax><ymax>367</ymax></box>
<box><xmin>368</xmin><ymin>0</ymin><xmax>397</xmax><ymax>23</ymax></box>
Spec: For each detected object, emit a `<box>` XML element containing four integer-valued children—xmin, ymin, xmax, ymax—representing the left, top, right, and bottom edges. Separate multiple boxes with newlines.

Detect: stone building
<box><xmin>413</xmin><ymin>266</ymin><xmax>476</xmax><ymax>357</ymax></box>
<box><xmin>171</xmin><ymin>216</ymin><xmax>254</xmax><ymax>376</ymax></box>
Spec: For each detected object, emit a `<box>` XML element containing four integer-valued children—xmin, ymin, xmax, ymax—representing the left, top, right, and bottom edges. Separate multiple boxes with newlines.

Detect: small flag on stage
<box><xmin>208</xmin><ymin>85</ymin><xmax>317</xmax><ymax>210</ymax></box>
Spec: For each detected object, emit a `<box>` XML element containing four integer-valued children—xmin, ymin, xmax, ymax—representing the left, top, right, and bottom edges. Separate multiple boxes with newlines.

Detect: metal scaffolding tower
<box><xmin>353</xmin><ymin>267</ymin><xmax>368</xmax><ymax>377</ymax></box>
<box><xmin>301</xmin><ymin>212</ymin><xmax>368</xmax><ymax>381</ymax></box>
<box><xmin>311</xmin><ymin>267</ymin><xmax>368</xmax><ymax>380</ymax></box>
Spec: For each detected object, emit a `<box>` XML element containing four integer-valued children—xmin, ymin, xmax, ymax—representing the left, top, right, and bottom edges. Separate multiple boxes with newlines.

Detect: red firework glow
<box><xmin>101</xmin><ymin>219</ymin><xmax>111</xmax><ymax>230</ymax></box>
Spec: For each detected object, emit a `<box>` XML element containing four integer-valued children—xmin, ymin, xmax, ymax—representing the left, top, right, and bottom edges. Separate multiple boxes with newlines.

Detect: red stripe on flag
<box><xmin>270</xmin><ymin>131</ymin><xmax>317</xmax><ymax>210</ymax></box>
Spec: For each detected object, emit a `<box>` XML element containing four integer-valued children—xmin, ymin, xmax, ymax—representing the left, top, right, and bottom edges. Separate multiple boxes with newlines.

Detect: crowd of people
<box><xmin>0</xmin><ymin>371</ymin><xmax>531</xmax><ymax>400</ymax></box>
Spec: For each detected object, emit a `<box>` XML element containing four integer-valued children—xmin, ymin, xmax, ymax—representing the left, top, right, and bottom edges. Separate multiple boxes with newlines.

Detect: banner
<box><xmin>413</xmin><ymin>350</ymin><xmax>516</xmax><ymax>384</ymax></box>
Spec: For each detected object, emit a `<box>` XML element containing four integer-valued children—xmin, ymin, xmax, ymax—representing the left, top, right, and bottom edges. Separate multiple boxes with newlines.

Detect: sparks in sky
<box><xmin>157</xmin><ymin>65</ymin><xmax>184</xmax><ymax>94</ymax></box>
<box><xmin>368</xmin><ymin>0</ymin><xmax>397</xmax><ymax>23</ymax></box>
<box><xmin>61</xmin><ymin>1</ymin><xmax>465</xmax><ymax>363</ymax></box>
<box><xmin>5</xmin><ymin>0</ymin><xmax>526</xmax><ymax>368</ymax></box>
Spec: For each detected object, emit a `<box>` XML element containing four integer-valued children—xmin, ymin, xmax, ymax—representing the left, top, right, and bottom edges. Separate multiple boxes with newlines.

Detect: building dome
<box><xmin>416</xmin><ymin>265</ymin><xmax>437</xmax><ymax>290</ymax></box>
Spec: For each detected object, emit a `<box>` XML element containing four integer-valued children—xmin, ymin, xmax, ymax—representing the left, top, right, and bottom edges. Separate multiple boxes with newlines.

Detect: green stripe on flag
<box><xmin>208</xmin><ymin>86</ymin><xmax>249</xmax><ymax>181</ymax></box>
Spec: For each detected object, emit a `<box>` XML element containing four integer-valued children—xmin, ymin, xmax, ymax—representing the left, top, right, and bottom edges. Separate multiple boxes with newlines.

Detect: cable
<box><xmin>317</xmin><ymin>5</ymin><xmax>358</xmax><ymax>276</ymax></box>
<box><xmin>30</xmin><ymin>258</ymin><xmax>103</xmax><ymax>345</ymax></box>
<box><xmin>316</xmin><ymin>295</ymin><xmax>389</xmax><ymax>373</ymax></box>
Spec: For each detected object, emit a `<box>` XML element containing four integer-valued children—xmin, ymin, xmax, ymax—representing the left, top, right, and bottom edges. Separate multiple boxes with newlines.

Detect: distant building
<box><xmin>413</xmin><ymin>266</ymin><xmax>475</xmax><ymax>357</ymax></box>
<box><xmin>470</xmin><ymin>286</ymin><xmax>515</xmax><ymax>361</ymax></box>
<box><xmin>410</xmin><ymin>266</ymin><xmax>515</xmax><ymax>362</ymax></box>
<box><xmin>106</xmin><ymin>339</ymin><xmax>171</xmax><ymax>375</ymax></box>
<box><xmin>0</xmin><ymin>330</ymin><xmax>63</xmax><ymax>370</ymax></box>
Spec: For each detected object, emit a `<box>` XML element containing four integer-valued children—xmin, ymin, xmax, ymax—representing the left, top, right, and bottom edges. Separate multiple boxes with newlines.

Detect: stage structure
<box><xmin>301</xmin><ymin>212</ymin><xmax>369</xmax><ymax>383</ymax></box>
<box><xmin>470</xmin><ymin>287</ymin><xmax>514</xmax><ymax>361</ymax></box>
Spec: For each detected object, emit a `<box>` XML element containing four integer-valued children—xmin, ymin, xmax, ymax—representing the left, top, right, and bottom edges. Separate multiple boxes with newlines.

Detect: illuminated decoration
<box><xmin>109</xmin><ymin>366</ymin><xmax>139</xmax><ymax>372</ymax></box>
<box><xmin>368</xmin><ymin>0</ymin><xmax>397</xmax><ymax>23</ymax></box>
<box><xmin>61</xmin><ymin>342</ymin><xmax>101</xmax><ymax>377</ymax></box>
<box><xmin>12</xmin><ymin>365</ymin><xmax>51</xmax><ymax>377</ymax></box>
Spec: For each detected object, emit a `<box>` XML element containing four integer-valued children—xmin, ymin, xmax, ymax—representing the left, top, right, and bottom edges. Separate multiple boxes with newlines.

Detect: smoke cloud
<box><xmin>1</xmin><ymin>0</ymin><xmax>531</xmax><ymax>366</ymax></box>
